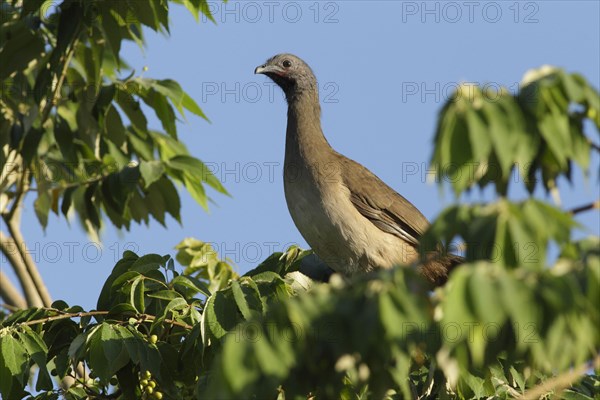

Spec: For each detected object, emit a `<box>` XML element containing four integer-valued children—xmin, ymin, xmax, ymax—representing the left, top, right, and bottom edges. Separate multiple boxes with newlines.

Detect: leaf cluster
<box><xmin>0</xmin><ymin>242</ymin><xmax>316</xmax><ymax>399</ymax></box>
<box><xmin>0</xmin><ymin>0</ymin><xmax>225</xmax><ymax>236</ymax></box>
<box><xmin>431</xmin><ymin>67</ymin><xmax>599</xmax><ymax>196</ymax></box>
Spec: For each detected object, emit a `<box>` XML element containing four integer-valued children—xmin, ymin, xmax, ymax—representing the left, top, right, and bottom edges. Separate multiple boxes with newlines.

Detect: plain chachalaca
<box><xmin>255</xmin><ymin>54</ymin><xmax>462</xmax><ymax>286</ymax></box>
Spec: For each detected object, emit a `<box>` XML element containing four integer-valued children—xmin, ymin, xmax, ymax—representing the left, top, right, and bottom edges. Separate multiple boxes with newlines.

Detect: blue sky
<box><xmin>6</xmin><ymin>1</ymin><xmax>600</xmax><ymax>310</ymax></box>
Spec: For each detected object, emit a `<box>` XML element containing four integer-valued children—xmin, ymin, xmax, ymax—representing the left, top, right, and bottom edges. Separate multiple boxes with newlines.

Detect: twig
<box><xmin>19</xmin><ymin>310</ymin><xmax>108</xmax><ymax>326</ymax></box>
<box><xmin>16</xmin><ymin>310</ymin><xmax>194</xmax><ymax>330</ymax></box>
<box><xmin>4</xmin><ymin>165</ymin><xmax>27</xmax><ymax>222</ymax></box>
<box><xmin>3</xmin><ymin>173</ymin><xmax>112</xmax><ymax>196</ymax></box>
<box><xmin>521</xmin><ymin>356</ymin><xmax>600</xmax><ymax>400</ymax></box>
<box><xmin>39</xmin><ymin>35</ymin><xmax>80</xmax><ymax>125</ymax></box>
<box><xmin>568</xmin><ymin>199</ymin><xmax>600</xmax><ymax>215</ymax></box>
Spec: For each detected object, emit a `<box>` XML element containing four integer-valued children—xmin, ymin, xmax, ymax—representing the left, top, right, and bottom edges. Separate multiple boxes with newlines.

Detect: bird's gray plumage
<box><xmin>255</xmin><ymin>54</ymin><xmax>460</xmax><ymax>285</ymax></box>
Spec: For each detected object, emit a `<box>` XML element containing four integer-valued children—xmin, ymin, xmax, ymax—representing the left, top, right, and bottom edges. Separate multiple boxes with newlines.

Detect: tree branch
<box><xmin>16</xmin><ymin>310</ymin><xmax>194</xmax><ymax>330</ymax></box>
<box><xmin>40</xmin><ymin>35</ymin><xmax>80</xmax><ymax>125</ymax></box>
<box><xmin>1</xmin><ymin>11</ymin><xmax>83</xmax><ymax>311</ymax></box>
<box><xmin>0</xmin><ymin>231</ymin><xmax>43</xmax><ymax>307</ymax></box>
<box><xmin>3</xmin><ymin>171</ymin><xmax>114</xmax><ymax>196</ymax></box>
<box><xmin>3</xmin><ymin>213</ymin><xmax>53</xmax><ymax>307</ymax></box>
<box><xmin>4</xmin><ymin>162</ymin><xmax>27</xmax><ymax>223</ymax></box>
<box><xmin>1</xmin><ymin>303</ymin><xmax>22</xmax><ymax>312</ymax></box>
<box><xmin>0</xmin><ymin>270</ymin><xmax>27</xmax><ymax>309</ymax></box>
<box><xmin>521</xmin><ymin>356</ymin><xmax>600</xmax><ymax>400</ymax></box>
<box><xmin>568</xmin><ymin>199</ymin><xmax>600</xmax><ymax>215</ymax></box>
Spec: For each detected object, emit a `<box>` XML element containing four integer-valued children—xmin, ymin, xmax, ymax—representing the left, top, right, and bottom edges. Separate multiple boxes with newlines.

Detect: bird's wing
<box><xmin>337</xmin><ymin>154</ymin><xmax>429</xmax><ymax>247</ymax></box>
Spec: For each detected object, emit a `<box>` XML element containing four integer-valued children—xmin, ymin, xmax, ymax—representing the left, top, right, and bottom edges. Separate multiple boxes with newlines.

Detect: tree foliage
<box><xmin>0</xmin><ymin>0</ymin><xmax>226</xmax><ymax>308</ymax></box>
<box><xmin>1</xmin><ymin>1</ymin><xmax>599</xmax><ymax>399</ymax></box>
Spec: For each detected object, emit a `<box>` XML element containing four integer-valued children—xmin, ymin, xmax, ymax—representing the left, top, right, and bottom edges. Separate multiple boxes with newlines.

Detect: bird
<box><xmin>254</xmin><ymin>54</ymin><xmax>462</xmax><ymax>286</ymax></box>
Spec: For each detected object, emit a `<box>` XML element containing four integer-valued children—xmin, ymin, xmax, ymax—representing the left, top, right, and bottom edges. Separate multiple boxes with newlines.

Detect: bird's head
<box><xmin>255</xmin><ymin>54</ymin><xmax>318</xmax><ymax>101</ymax></box>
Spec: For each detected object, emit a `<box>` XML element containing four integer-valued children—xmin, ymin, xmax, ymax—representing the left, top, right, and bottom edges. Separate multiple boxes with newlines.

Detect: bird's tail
<box><xmin>418</xmin><ymin>251</ymin><xmax>464</xmax><ymax>287</ymax></box>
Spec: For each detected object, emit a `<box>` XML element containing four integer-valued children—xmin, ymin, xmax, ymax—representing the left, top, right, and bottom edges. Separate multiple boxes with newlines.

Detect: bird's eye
<box><xmin>282</xmin><ymin>60</ymin><xmax>292</xmax><ymax>68</ymax></box>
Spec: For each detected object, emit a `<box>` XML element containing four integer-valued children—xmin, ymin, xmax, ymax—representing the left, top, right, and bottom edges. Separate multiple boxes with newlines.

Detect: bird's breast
<box><xmin>283</xmin><ymin>157</ymin><xmax>418</xmax><ymax>276</ymax></box>
<box><xmin>284</xmin><ymin>159</ymin><xmax>386</xmax><ymax>274</ymax></box>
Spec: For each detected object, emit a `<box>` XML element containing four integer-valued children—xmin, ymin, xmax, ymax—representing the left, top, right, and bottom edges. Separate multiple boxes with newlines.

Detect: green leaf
<box><xmin>171</xmin><ymin>275</ymin><xmax>211</xmax><ymax>297</ymax></box>
<box><xmin>184</xmin><ymin>174</ymin><xmax>208</xmax><ymax>210</ymax></box>
<box><xmin>182</xmin><ymin>92</ymin><xmax>208</xmax><ymax>120</ymax></box>
<box><xmin>139</xmin><ymin>160</ymin><xmax>165</xmax><ymax>188</ymax></box>
<box><xmin>88</xmin><ymin>325</ymin><xmax>112</xmax><ymax>383</ymax></box>
<box><xmin>104</xmin><ymin>104</ymin><xmax>127</xmax><ymax>147</ymax></box>
<box><xmin>135</xmin><ymin>78</ymin><xmax>208</xmax><ymax>120</ymax></box>
<box><xmin>131</xmin><ymin>253</ymin><xmax>164</xmax><ymax>273</ymax></box>
<box><xmin>0</xmin><ymin>334</ymin><xmax>28</xmax><ymax>382</ymax></box>
<box><xmin>100</xmin><ymin>9</ymin><xmax>123</xmax><ymax>65</ymax></box>
<box><xmin>231</xmin><ymin>280</ymin><xmax>253</xmax><ymax>321</ymax></box>
<box><xmin>116</xmin><ymin>88</ymin><xmax>148</xmax><ymax>133</ymax></box>
<box><xmin>143</xmin><ymin>89</ymin><xmax>178</xmax><ymax>137</ymax></box>
<box><xmin>167</xmin><ymin>155</ymin><xmax>228</xmax><ymax>195</ymax></box>
<box><xmin>101</xmin><ymin>324</ymin><xmax>130</xmax><ymax>376</ymax></box>
<box><xmin>130</xmin><ymin>275</ymin><xmax>145</xmax><ymax>313</ymax></box>
<box><xmin>203</xmin><ymin>289</ymin><xmax>242</xmax><ymax>341</ymax></box>
<box><xmin>561</xmin><ymin>72</ymin><xmax>584</xmax><ymax>102</ymax></box>
<box><xmin>129</xmin><ymin>0</ymin><xmax>160</xmax><ymax>31</ymax></box>
<box><xmin>17</xmin><ymin>328</ymin><xmax>53</xmax><ymax>391</ymax></box>
<box><xmin>34</xmin><ymin>191</ymin><xmax>51</xmax><ymax>229</ymax></box>
<box><xmin>155</xmin><ymin>176</ymin><xmax>182</xmax><ymax>223</ymax></box>
<box><xmin>0</xmin><ymin>20</ymin><xmax>45</xmax><ymax>80</ymax></box>
<box><xmin>67</xmin><ymin>333</ymin><xmax>88</xmax><ymax>362</ymax></box>
<box><xmin>147</xmin><ymin>290</ymin><xmax>183</xmax><ymax>301</ymax></box>
<box><xmin>466</xmin><ymin>109</ymin><xmax>492</xmax><ymax>162</ymax></box>
<box><xmin>537</xmin><ymin>113</ymin><xmax>569</xmax><ymax>168</ymax></box>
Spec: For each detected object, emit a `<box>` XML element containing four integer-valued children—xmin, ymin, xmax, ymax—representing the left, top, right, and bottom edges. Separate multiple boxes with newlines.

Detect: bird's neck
<box><xmin>285</xmin><ymin>91</ymin><xmax>331</xmax><ymax>163</ymax></box>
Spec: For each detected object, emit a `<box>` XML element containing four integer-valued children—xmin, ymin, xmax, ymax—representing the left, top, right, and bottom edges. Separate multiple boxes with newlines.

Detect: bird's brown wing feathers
<box><xmin>336</xmin><ymin>154</ymin><xmax>429</xmax><ymax>247</ymax></box>
<box><xmin>338</xmin><ymin>154</ymin><xmax>462</xmax><ymax>285</ymax></box>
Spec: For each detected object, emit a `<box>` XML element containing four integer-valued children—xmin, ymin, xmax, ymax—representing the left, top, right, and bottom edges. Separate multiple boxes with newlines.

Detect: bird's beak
<box><xmin>254</xmin><ymin>64</ymin><xmax>268</xmax><ymax>74</ymax></box>
<box><xmin>254</xmin><ymin>64</ymin><xmax>282</xmax><ymax>76</ymax></box>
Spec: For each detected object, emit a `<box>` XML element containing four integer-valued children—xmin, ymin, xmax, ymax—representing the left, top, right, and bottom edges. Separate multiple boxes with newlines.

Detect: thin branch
<box><xmin>2</xmin><ymin>166</ymin><xmax>52</xmax><ymax>307</ymax></box>
<box><xmin>40</xmin><ymin>35</ymin><xmax>80</xmax><ymax>125</ymax></box>
<box><xmin>3</xmin><ymin>215</ymin><xmax>53</xmax><ymax>307</ymax></box>
<box><xmin>4</xmin><ymin>172</ymin><xmax>113</xmax><ymax>196</ymax></box>
<box><xmin>1</xmin><ymin>303</ymin><xmax>22</xmax><ymax>312</ymax></box>
<box><xmin>568</xmin><ymin>199</ymin><xmax>600</xmax><ymax>215</ymax></box>
<box><xmin>4</xmin><ymin>165</ymin><xmax>27</xmax><ymax>222</ymax></box>
<box><xmin>16</xmin><ymin>310</ymin><xmax>194</xmax><ymax>330</ymax></box>
<box><xmin>0</xmin><ymin>149</ymin><xmax>20</xmax><ymax>204</ymax></box>
<box><xmin>521</xmin><ymin>356</ymin><xmax>600</xmax><ymax>400</ymax></box>
<box><xmin>0</xmin><ymin>231</ymin><xmax>43</xmax><ymax>307</ymax></box>
<box><xmin>19</xmin><ymin>310</ymin><xmax>108</xmax><ymax>326</ymax></box>
<box><xmin>0</xmin><ymin>271</ymin><xmax>27</xmax><ymax>309</ymax></box>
